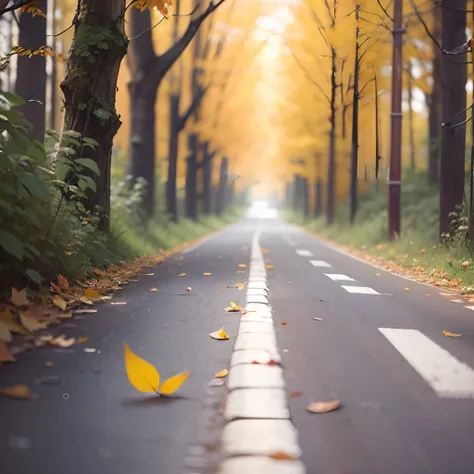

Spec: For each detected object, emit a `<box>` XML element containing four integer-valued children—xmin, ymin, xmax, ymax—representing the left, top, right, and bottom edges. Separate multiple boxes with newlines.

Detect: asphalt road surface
<box><xmin>2</xmin><ymin>217</ymin><xmax>474</xmax><ymax>474</ymax></box>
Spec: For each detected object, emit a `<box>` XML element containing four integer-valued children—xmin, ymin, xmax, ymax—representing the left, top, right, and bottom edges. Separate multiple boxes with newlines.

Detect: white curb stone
<box><xmin>247</xmin><ymin>281</ymin><xmax>268</xmax><ymax>290</ymax></box>
<box><xmin>225</xmin><ymin>388</ymin><xmax>289</xmax><ymax>420</ymax></box>
<box><xmin>228</xmin><ymin>365</ymin><xmax>285</xmax><ymax>390</ymax></box>
<box><xmin>246</xmin><ymin>288</ymin><xmax>268</xmax><ymax>296</ymax></box>
<box><xmin>219</xmin><ymin>457</ymin><xmax>305</xmax><ymax>474</ymax></box>
<box><xmin>246</xmin><ymin>294</ymin><xmax>269</xmax><ymax>304</ymax></box>
<box><xmin>230</xmin><ymin>349</ymin><xmax>281</xmax><ymax>366</ymax></box>
<box><xmin>234</xmin><ymin>333</ymin><xmax>277</xmax><ymax>351</ymax></box>
<box><xmin>238</xmin><ymin>321</ymin><xmax>276</xmax><ymax>335</ymax></box>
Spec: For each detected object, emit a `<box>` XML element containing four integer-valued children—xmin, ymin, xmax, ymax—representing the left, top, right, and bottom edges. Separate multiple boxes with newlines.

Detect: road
<box><xmin>1</xmin><ymin>217</ymin><xmax>474</xmax><ymax>474</ymax></box>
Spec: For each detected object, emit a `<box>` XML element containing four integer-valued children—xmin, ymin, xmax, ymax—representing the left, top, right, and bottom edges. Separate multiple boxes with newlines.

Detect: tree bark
<box><xmin>166</xmin><ymin>93</ymin><xmax>180</xmax><ymax>220</ymax></box>
<box><xmin>185</xmin><ymin>139</ymin><xmax>198</xmax><ymax>220</ymax></box>
<box><xmin>439</xmin><ymin>0</ymin><xmax>467</xmax><ymax>235</ymax></box>
<box><xmin>216</xmin><ymin>156</ymin><xmax>228</xmax><ymax>216</ymax></box>
<box><xmin>15</xmin><ymin>0</ymin><xmax>47</xmax><ymax>142</ymax></box>
<box><xmin>202</xmin><ymin>141</ymin><xmax>213</xmax><ymax>214</ymax></box>
<box><xmin>326</xmin><ymin>47</ymin><xmax>337</xmax><ymax>224</ymax></box>
<box><xmin>407</xmin><ymin>60</ymin><xmax>416</xmax><ymax>170</ymax></box>
<box><xmin>303</xmin><ymin>177</ymin><xmax>309</xmax><ymax>218</ymax></box>
<box><xmin>61</xmin><ymin>0</ymin><xmax>127</xmax><ymax>230</ymax></box>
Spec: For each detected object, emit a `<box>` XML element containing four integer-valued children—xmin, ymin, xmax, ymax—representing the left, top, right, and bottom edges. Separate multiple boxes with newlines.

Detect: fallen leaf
<box><xmin>19</xmin><ymin>312</ymin><xmax>47</xmax><ymax>332</ymax></box>
<box><xmin>79</xmin><ymin>296</ymin><xmax>94</xmax><ymax>305</ymax></box>
<box><xmin>236</xmin><ymin>282</ymin><xmax>245</xmax><ymax>290</ymax></box>
<box><xmin>462</xmin><ymin>261</ymin><xmax>470</xmax><ymax>269</ymax></box>
<box><xmin>287</xmin><ymin>281</ymin><xmax>292</xmax><ymax>284</ymax></box>
<box><xmin>268</xmin><ymin>452</ymin><xmax>296</xmax><ymax>461</ymax></box>
<box><xmin>76</xmin><ymin>337</ymin><xmax>88</xmax><ymax>344</ymax></box>
<box><xmin>0</xmin><ymin>385</ymin><xmax>35</xmax><ymax>400</ymax></box>
<box><xmin>0</xmin><ymin>310</ymin><xmax>27</xmax><ymax>335</ymax></box>
<box><xmin>268</xmin><ymin>359</ymin><xmax>280</xmax><ymax>366</ymax></box>
<box><xmin>238</xmin><ymin>264</ymin><xmax>247</xmax><ymax>268</ymax></box>
<box><xmin>50</xmin><ymin>282</ymin><xmax>61</xmax><ymax>293</ymax></box>
<box><xmin>65</xmin><ymin>251</ymin><xmax>72</xmax><ymax>256</ymax></box>
<box><xmin>186</xmin><ymin>287</ymin><xmax>192</xmax><ymax>292</ymax></box>
<box><xmin>57</xmin><ymin>274</ymin><xmax>69</xmax><ymax>290</ymax></box>
<box><xmin>313</xmin><ymin>317</ymin><xmax>323</xmax><ymax>321</ymax></box>
<box><xmin>159</xmin><ymin>370</ymin><xmax>190</xmax><ymax>395</ymax></box>
<box><xmin>306</xmin><ymin>400</ymin><xmax>341</xmax><ymax>413</ymax></box>
<box><xmin>0</xmin><ymin>321</ymin><xmax>12</xmax><ymax>342</ymax></box>
<box><xmin>84</xmin><ymin>288</ymin><xmax>99</xmax><ymax>299</ymax></box>
<box><xmin>442</xmin><ymin>330</ymin><xmax>462</xmax><ymax>337</ymax></box>
<box><xmin>179</xmin><ymin>273</ymin><xmax>186</xmax><ymax>277</ymax></box>
<box><xmin>215</xmin><ymin>369</ymin><xmax>228</xmax><ymax>378</ymax></box>
<box><xmin>404</xmin><ymin>288</ymin><xmax>410</xmax><ymax>291</ymax></box>
<box><xmin>0</xmin><ymin>340</ymin><xmax>15</xmax><ymax>362</ymax></box>
<box><xmin>10</xmin><ymin>288</ymin><xmax>29</xmax><ymax>307</ymax></box>
<box><xmin>52</xmin><ymin>295</ymin><xmax>67</xmax><ymax>311</ymax></box>
<box><xmin>150</xmin><ymin>288</ymin><xmax>158</xmax><ymax>292</ymax></box>
<box><xmin>374</xmin><ymin>273</ymin><xmax>381</xmax><ymax>276</ymax></box>
<box><xmin>281</xmin><ymin>322</ymin><xmax>287</xmax><ymax>326</ymax></box>
<box><xmin>124</xmin><ymin>342</ymin><xmax>160</xmax><ymax>393</ymax></box>
<box><xmin>94</xmin><ymin>268</ymin><xmax>107</xmax><ymax>277</ymax></box>
<box><xmin>59</xmin><ymin>312</ymin><xmax>73</xmax><ymax>319</ymax></box>
<box><xmin>74</xmin><ymin>309</ymin><xmax>97</xmax><ymax>314</ymax></box>
<box><xmin>46</xmin><ymin>361</ymin><xmax>53</xmax><ymax>367</ymax></box>
<box><xmin>110</xmin><ymin>302</ymin><xmax>127</xmax><ymax>305</ymax></box>
<box><xmin>50</xmin><ymin>335</ymin><xmax>76</xmax><ymax>347</ymax></box>
<box><xmin>203</xmin><ymin>272</ymin><xmax>212</xmax><ymax>276</ymax></box>
<box><xmin>420</xmin><ymin>248</ymin><xmax>426</xmax><ymax>254</ymax></box>
<box><xmin>210</xmin><ymin>328</ymin><xmax>229</xmax><ymax>340</ymax></box>
<box><xmin>290</xmin><ymin>391</ymin><xmax>302</xmax><ymax>398</ymax></box>
<box><xmin>266</xmin><ymin>264</ymin><xmax>274</xmax><ymax>270</ymax></box>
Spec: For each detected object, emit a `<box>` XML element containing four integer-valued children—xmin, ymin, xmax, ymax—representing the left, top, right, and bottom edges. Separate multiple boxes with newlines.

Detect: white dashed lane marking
<box><xmin>379</xmin><ymin>328</ymin><xmax>474</xmax><ymax>399</ymax></box>
<box><xmin>341</xmin><ymin>285</ymin><xmax>380</xmax><ymax>295</ymax></box>
<box><xmin>324</xmin><ymin>273</ymin><xmax>355</xmax><ymax>282</ymax></box>
<box><xmin>296</xmin><ymin>249</ymin><xmax>314</xmax><ymax>257</ymax></box>
<box><xmin>309</xmin><ymin>260</ymin><xmax>332</xmax><ymax>268</ymax></box>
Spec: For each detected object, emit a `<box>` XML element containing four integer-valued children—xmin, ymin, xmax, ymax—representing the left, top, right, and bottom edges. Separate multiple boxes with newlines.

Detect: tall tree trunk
<box><xmin>407</xmin><ymin>60</ymin><xmax>416</xmax><ymax>170</ymax></box>
<box><xmin>216</xmin><ymin>157</ymin><xmax>228</xmax><ymax>216</ymax></box>
<box><xmin>61</xmin><ymin>0</ymin><xmax>127</xmax><ymax>231</ymax></box>
<box><xmin>303</xmin><ymin>177</ymin><xmax>309</xmax><ymax>218</ymax></box>
<box><xmin>185</xmin><ymin>153</ymin><xmax>198</xmax><ymax>220</ymax></box>
<box><xmin>166</xmin><ymin>93</ymin><xmax>180</xmax><ymax>221</ymax></box>
<box><xmin>327</xmin><ymin>47</ymin><xmax>337</xmax><ymax>224</ymax></box>
<box><xmin>439</xmin><ymin>0</ymin><xmax>467</xmax><ymax>235</ymax></box>
<box><xmin>314</xmin><ymin>180</ymin><xmax>323</xmax><ymax>216</ymax></box>
<box><xmin>15</xmin><ymin>0</ymin><xmax>47</xmax><ymax>141</ymax></box>
<box><xmin>428</xmin><ymin>5</ymin><xmax>442</xmax><ymax>185</ymax></box>
<box><xmin>202</xmin><ymin>141</ymin><xmax>213</xmax><ymax>214</ymax></box>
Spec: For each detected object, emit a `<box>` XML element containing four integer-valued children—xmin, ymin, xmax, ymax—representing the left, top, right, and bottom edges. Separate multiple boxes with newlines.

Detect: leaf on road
<box><xmin>268</xmin><ymin>452</ymin><xmax>296</xmax><ymax>461</ymax></box>
<box><xmin>74</xmin><ymin>309</ymin><xmax>97</xmax><ymax>314</ymax></box>
<box><xmin>442</xmin><ymin>330</ymin><xmax>462</xmax><ymax>337</ymax></box>
<box><xmin>84</xmin><ymin>288</ymin><xmax>99</xmax><ymax>299</ymax></box>
<box><xmin>0</xmin><ymin>384</ymin><xmax>36</xmax><ymax>400</ymax></box>
<box><xmin>52</xmin><ymin>295</ymin><xmax>67</xmax><ymax>311</ymax></box>
<box><xmin>110</xmin><ymin>301</ymin><xmax>127</xmax><ymax>305</ymax></box>
<box><xmin>287</xmin><ymin>281</ymin><xmax>292</xmax><ymax>284</ymax></box>
<box><xmin>306</xmin><ymin>400</ymin><xmax>341</xmax><ymax>413</ymax></box>
<box><xmin>210</xmin><ymin>328</ymin><xmax>229</xmax><ymax>340</ymax></box>
<box><xmin>79</xmin><ymin>296</ymin><xmax>94</xmax><ymax>305</ymax></box>
<box><xmin>76</xmin><ymin>337</ymin><xmax>88</xmax><ymax>344</ymax></box>
<box><xmin>281</xmin><ymin>322</ymin><xmax>287</xmax><ymax>326</ymax></box>
<box><xmin>159</xmin><ymin>370</ymin><xmax>190</xmax><ymax>395</ymax></box>
<box><xmin>150</xmin><ymin>288</ymin><xmax>158</xmax><ymax>292</ymax></box>
<box><xmin>186</xmin><ymin>287</ymin><xmax>192</xmax><ymax>292</ymax></box>
<box><xmin>290</xmin><ymin>391</ymin><xmax>302</xmax><ymax>398</ymax></box>
<box><xmin>10</xmin><ymin>288</ymin><xmax>29</xmax><ymax>307</ymax></box>
<box><xmin>215</xmin><ymin>369</ymin><xmax>228</xmax><ymax>378</ymax></box>
<box><xmin>404</xmin><ymin>288</ymin><xmax>410</xmax><ymax>291</ymax></box>
<box><xmin>0</xmin><ymin>321</ymin><xmax>12</xmax><ymax>342</ymax></box>
<box><xmin>230</xmin><ymin>302</ymin><xmax>242</xmax><ymax>311</ymax></box>
<box><xmin>313</xmin><ymin>317</ymin><xmax>323</xmax><ymax>321</ymax></box>
<box><xmin>57</xmin><ymin>274</ymin><xmax>69</xmax><ymax>290</ymax></box>
<box><xmin>266</xmin><ymin>264</ymin><xmax>274</xmax><ymax>270</ymax></box>
<box><xmin>178</xmin><ymin>273</ymin><xmax>186</xmax><ymax>277</ymax></box>
<box><xmin>0</xmin><ymin>310</ymin><xmax>27</xmax><ymax>335</ymax></box>
<box><xmin>236</xmin><ymin>282</ymin><xmax>245</xmax><ymax>290</ymax></box>
<box><xmin>124</xmin><ymin>342</ymin><xmax>160</xmax><ymax>393</ymax></box>
<box><xmin>20</xmin><ymin>312</ymin><xmax>47</xmax><ymax>332</ymax></box>
<box><xmin>203</xmin><ymin>272</ymin><xmax>212</xmax><ymax>276</ymax></box>
<box><xmin>50</xmin><ymin>335</ymin><xmax>76</xmax><ymax>347</ymax></box>
<box><xmin>0</xmin><ymin>340</ymin><xmax>15</xmax><ymax>362</ymax></box>
<box><xmin>238</xmin><ymin>264</ymin><xmax>247</xmax><ymax>268</ymax></box>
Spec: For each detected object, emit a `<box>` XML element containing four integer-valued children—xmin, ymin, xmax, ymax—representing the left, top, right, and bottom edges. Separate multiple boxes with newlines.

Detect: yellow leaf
<box><xmin>79</xmin><ymin>296</ymin><xmax>94</xmax><ymax>305</ymax></box>
<box><xmin>306</xmin><ymin>400</ymin><xmax>341</xmax><ymax>413</ymax></box>
<box><xmin>52</xmin><ymin>295</ymin><xmax>67</xmax><ymax>311</ymax></box>
<box><xmin>210</xmin><ymin>328</ymin><xmax>229</xmax><ymax>340</ymax></box>
<box><xmin>50</xmin><ymin>335</ymin><xmax>76</xmax><ymax>347</ymax></box>
<box><xmin>124</xmin><ymin>343</ymin><xmax>160</xmax><ymax>393</ymax></box>
<box><xmin>238</xmin><ymin>264</ymin><xmax>247</xmax><ymax>268</ymax></box>
<box><xmin>203</xmin><ymin>272</ymin><xmax>212</xmax><ymax>276</ymax></box>
<box><xmin>0</xmin><ymin>310</ymin><xmax>27</xmax><ymax>335</ymax></box>
<box><xmin>19</xmin><ymin>312</ymin><xmax>47</xmax><ymax>332</ymax></box>
<box><xmin>268</xmin><ymin>452</ymin><xmax>296</xmax><ymax>461</ymax></box>
<box><xmin>420</xmin><ymin>248</ymin><xmax>426</xmax><ymax>254</ymax></box>
<box><xmin>442</xmin><ymin>330</ymin><xmax>462</xmax><ymax>338</ymax></box>
<box><xmin>0</xmin><ymin>321</ymin><xmax>12</xmax><ymax>342</ymax></box>
<box><xmin>404</xmin><ymin>288</ymin><xmax>410</xmax><ymax>291</ymax></box>
<box><xmin>266</xmin><ymin>264</ymin><xmax>274</xmax><ymax>270</ymax></box>
<box><xmin>0</xmin><ymin>384</ymin><xmax>36</xmax><ymax>400</ymax></box>
<box><xmin>10</xmin><ymin>288</ymin><xmax>29</xmax><ymax>307</ymax></box>
<box><xmin>215</xmin><ymin>369</ymin><xmax>228</xmax><ymax>378</ymax></box>
<box><xmin>179</xmin><ymin>273</ymin><xmax>186</xmax><ymax>277</ymax></box>
<box><xmin>230</xmin><ymin>302</ymin><xmax>242</xmax><ymax>311</ymax></box>
<box><xmin>85</xmin><ymin>288</ymin><xmax>99</xmax><ymax>299</ymax></box>
<box><xmin>159</xmin><ymin>370</ymin><xmax>190</xmax><ymax>395</ymax></box>
<box><xmin>236</xmin><ymin>282</ymin><xmax>245</xmax><ymax>290</ymax></box>
<box><xmin>0</xmin><ymin>340</ymin><xmax>15</xmax><ymax>362</ymax></box>
<box><xmin>150</xmin><ymin>288</ymin><xmax>158</xmax><ymax>292</ymax></box>
<box><xmin>186</xmin><ymin>287</ymin><xmax>192</xmax><ymax>292</ymax></box>
<box><xmin>57</xmin><ymin>274</ymin><xmax>69</xmax><ymax>290</ymax></box>
<box><xmin>77</xmin><ymin>337</ymin><xmax>88</xmax><ymax>344</ymax></box>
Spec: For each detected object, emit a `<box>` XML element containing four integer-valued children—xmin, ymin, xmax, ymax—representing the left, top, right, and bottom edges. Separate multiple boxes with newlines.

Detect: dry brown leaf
<box><xmin>178</xmin><ymin>273</ymin><xmax>186</xmax><ymax>277</ymax></box>
<box><xmin>19</xmin><ymin>312</ymin><xmax>47</xmax><ymax>332</ymax></box>
<box><xmin>306</xmin><ymin>400</ymin><xmax>341</xmax><ymax>413</ymax></box>
<box><xmin>57</xmin><ymin>274</ymin><xmax>69</xmax><ymax>290</ymax></box>
<box><xmin>50</xmin><ymin>282</ymin><xmax>61</xmax><ymax>293</ymax></box>
<box><xmin>10</xmin><ymin>288</ymin><xmax>29</xmax><ymax>307</ymax></box>
<box><xmin>0</xmin><ymin>321</ymin><xmax>12</xmax><ymax>343</ymax></box>
<box><xmin>374</xmin><ymin>273</ymin><xmax>381</xmax><ymax>276</ymax></box>
<box><xmin>150</xmin><ymin>288</ymin><xmax>158</xmax><ymax>292</ymax></box>
<box><xmin>215</xmin><ymin>369</ymin><xmax>228</xmax><ymax>378</ymax></box>
<box><xmin>0</xmin><ymin>310</ymin><xmax>27</xmax><ymax>335</ymax></box>
<box><xmin>236</xmin><ymin>282</ymin><xmax>245</xmax><ymax>290</ymax></box>
<box><xmin>281</xmin><ymin>322</ymin><xmax>287</xmax><ymax>326</ymax></box>
<box><xmin>442</xmin><ymin>330</ymin><xmax>462</xmax><ymax>337</ymax></box>
<box><xmin>74</xmin><ymin>309</ymin><xmax>97</xmax><ymax>314</ymax></box>
<box><xmin>203</xmin><ymin>272</ymin><xmax>212</xmax><ymax>276</ymax></box>
<box><xmin>0</xmin><ymin>384</ymin><xmax>36</xmax><ymax>400</ymax></box>
<box><xmin>268</xmin><ymin>452</ymin><xmax>296</xmax><ymax>461</ymax></box>
<box><xmin>52</xmin><ymin>295</ymin><xmax>67</xmax><ymax>311</ymax></box>
<box><xmin>0</xmin><ymin>340</ymin><xmax>15</xmax><ymax>362</ymax></box>
<box><xmin>313</xmin><ymin>317</ymin><xmax>323</xmax><ymax>321</ymax></box>
<box><xmin>50</xmin><ymin>335</ymin><xmax>76</xmax><ymax>347</ymax></box>
<box><xmin>186</xmin><ymin>287</ymin><xmax>192</xmax><ymax>292</ymax></box>
<box><xmin>209</xmin><ymin>328</ymin><xmax>229</xmax><ymax>340</ymax></box>
<box><xmin>94</xmin><ymin>268</ymin><xmax>107</xmax><ymax>277</ymax></box>
<box><xmin>84</xmin><ymin>288</ymin><xmax>99</xmax><ymax>299</ymax></box>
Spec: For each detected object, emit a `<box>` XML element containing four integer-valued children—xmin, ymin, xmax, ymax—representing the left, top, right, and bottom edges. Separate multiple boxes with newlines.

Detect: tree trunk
<box><xmin>185</xmin><ymin>138</ymin><xmax>198</xmax><ymax>220</ymax></box>
<box><xmin>314</xmin><ymin>180</ymin><xmax>323</xmax><ymax>217</ymax></box>
<box><xmin>166</xmin><ymin>93</ymin><xmax>180</xmax><ymax>221</ymax></box>
<box><xmin>407</xmin><ymin>60</ymin><xmax>416</xmax><ymax>170</ymax></box>
<box><xmin>327</xmin><ymin>48</ymin><xmax>337</xmax><ymax>224</ymax></box>
<box><xmin>15</xmin><ymin>0</ymin><xmax>47</xmax><ymax>142</ymax></box>
<box><xmin>428</xmin><ymin>5</ymin><xmax>442</xmax><ymax>185</ymax></box>
<box><xmin>61</xmin><ymin>0</ymin><xmax>127</xmax><ymax>231</ymax></box>
<box><xmin>439</xmin><ymin>0</ymin><xmax>467</xmax><ymax>235</ymax></box>
<box><xmin>303</xmin><ymin>177</ymin><xmax>309</xmax><ymax>218</ymax></box>
<box><xmin>216</xmin><ymin>157</ymin><xmax>228</xmax><ymax>216</ymax></box>
<box><xmin>202</xmin><ymin>141</ymin><xmax>213</xmax><ymax>215</ymax></box>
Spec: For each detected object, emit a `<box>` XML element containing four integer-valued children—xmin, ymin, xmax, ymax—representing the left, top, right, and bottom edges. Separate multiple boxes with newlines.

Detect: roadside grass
<box><xmin>286</xmin><ymin>172</ymin><xmax>474</xmax><ymax>293</ymax></box>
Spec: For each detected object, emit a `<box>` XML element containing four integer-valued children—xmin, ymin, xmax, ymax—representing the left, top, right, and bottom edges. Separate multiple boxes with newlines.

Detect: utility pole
<box><xmin>388</xmin><ymin>0</ymin><xmax>403</xmax><ymax>239</ymax></box>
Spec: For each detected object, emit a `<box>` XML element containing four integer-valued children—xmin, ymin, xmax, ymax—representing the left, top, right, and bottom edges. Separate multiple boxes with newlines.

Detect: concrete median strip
<box><xmin>219</xmin><ymin>230</ymin><xmax>305</xmax><ymax>474</ymax></box>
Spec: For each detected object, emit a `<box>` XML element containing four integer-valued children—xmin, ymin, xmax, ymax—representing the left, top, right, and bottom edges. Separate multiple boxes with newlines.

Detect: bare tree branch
<box><xmin>0</xmin><ymin>0</ymin><xmax>34</xmax><ymax>17</ymax></box>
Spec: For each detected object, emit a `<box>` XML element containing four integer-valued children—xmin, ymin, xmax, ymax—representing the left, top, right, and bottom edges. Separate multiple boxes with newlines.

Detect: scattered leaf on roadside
<box><xmin>210</xmin><ymin>328</ymin><xmax>229</xmax><ymax>340</ymax></box>
<box><xmin>45</xmin><ymin>361</ymin><xmax>53</xmax><ymax>367</ymax></box>
<box><xmin>10</xmin><ymin>288</ymin><xmax>29</xmax><ymax>307</ymax></box>
<box><xmin>150</xmin><ymin>288</ymin><xmax>158</xmax><ymax>292</ymax></box>
<box><xmin>94</xmin><ymin>268</ymin><xmax>107</xmax><ymax>277</ymax></box>
<box><xmin>74</xmin><ymin>309</ymin><xmax>97</xmax><ymax>314</ymax></box>
<box><xmin>462</xmin><ymin>261</ymin><xmax>470</xmax><ymax>269</ymax></box>
<box><xmin>313</xmin><ymin>317</ymin><xmax>323</xmax><ymax>321</ymax></box>
<box><xmin>290</xmin><ymin>391</ymin><xmax>302</xmax><ymax>398</ymax></box>
<box><xmin>52</xmin><ymin>295</ymin><xmax>67</xmax><ymax>311</ymax></box>
<box><xmin>266</xmin><ymin>264</ymin><xmax>274</xmax><ymax>270</ymax></box>
<box><xmin>124</xmin><ymin>343</ymin><xmax>160</xmax><ymax>393</ymax></box>
<box><xmin>50</xmin><ymin>335</ymin><xmax>76</xmax><ymax>347</ymax></box>
<box><xmin>0</xmin><ymin>340</ymin><xmax>15</xmax><ymax>362</ymax></box>
<box><xmin>236</xmin><ymin>282</ymin><xmax>245</xmax><ymax>290</ymax></box>
<box><xmin>287</xmin><ymin>281</ymin><xmax>292</xmax><ymax>284</ymax></box>
<box><xmin>84</xmin><ymin>288</ymin><xmax>99</xmax><ymax>299</ymax></box>
<box><xmin>215</xmin><ymin>369</ymin><xmax>228</xmax><ymax>378</ymax></box>
<box><xmin>159</xmin><ymin>370</ymin><xmax>190</xmax><ymax>395</ymax></box>
<box><xmin>238</xmin><ymin>264</ymin><xmax>247</xmax><ymax>269</ymax></box>
<box><xmin>19</xmin><ymin>312</ymin><xmax>47</xmax><ymax>332</ymax></box>
<box><xmin>186</xmin><ymin>287</ymin><xmax>192</xmax><ymax>292</ymax></box>
<box><xmin>268</xmin><ymin>359</ymin><xmax>280</xmax><ymax>366</ymax></box>
<box><xmin>374</xmin><ymin>273</ymin><xmax>381</xmax><ymax>277</ymax></box>
<box><xmin>268</xmin><ymin>452</ymin><xmax>296</xmax><ymax>461</ymax></box>
<box><xmin>79</xmin><ymin>296</ymin><xmax>94</xmax><ymax>305</ymax></box>
<box><xmin>0</xmin><ymin>310</ymin><xmax>27</xmax><ymax>335</ymax></box>
<box><xmin>110</xmin><ymin>301</ymin><xmax>127</xmax><ymax>305</ymax></box>
<box><xmin>281</xmin><ymin>322</ymin><xmax>287</xmax><ymax>326</ymax></box>
<box><xmin>76</xmin><ymin>337</ymin><xmax>88</xmax><ymax>344</ymax></box>
<box><xmin>230</xmin><ymin>302</ymin><xmax>242</xmax><ymax>311</ymax></box>
<box><xmin>0</xmin><ymin>321</ymin><xmax>12</xmax><ymax>342</ymax></box>
<box><xmin>203</xmin><ymin>272</ymin><xmax>212</xmax><ymax>276</ymax></box>
<box><xmin>404</xmin><ymin>288</ymin><xmax>410</xmax><ymax>291</ymax></box>
<box><xmin>306</xmin><ymin>400</ymin><xmax>341</xmax><ymax>413</ymax></box>
<box><xmin>0</xmin><ymin>384</ymin><xmax>36</xmax><ymax>400</ymax></box>
<box><xmin>178</xmin><ymin>273</ymin><xmax>186</xmax><ymax>277</ymax></box>
<box><xmin>57</xmin><ymin>274</ymin><xmax>69</xmax><ymax>290</ymax></box>
<box><xmin>442</xmin><ymin>330</ymin><xmax>462</xmax><ymax>337</ymax></box>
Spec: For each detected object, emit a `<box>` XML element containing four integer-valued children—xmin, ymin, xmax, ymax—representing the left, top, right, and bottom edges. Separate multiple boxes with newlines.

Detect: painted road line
<box><xmin>220</xmin><ymin>230</ymin><xmax>305</xmax><ymax>474</ymax></box>
<box><xmin>324</xmin><ymin>273</ymin><xmax>356</xmax><ymax>282</ymax></box>
<box><xmin>309</xmin><ymin>260</ymin><xmax>332</xmax><ymax>268</ymax></box>
<box><xmin>296</xmin><ymin>249</ymin><xmax>314</xmax><ymax>257</ymax></box>
<box><xmin>341</xmin><ymin>285</ymin><xmax>380</xmax><ymax>295</ymax></box>
<box><xmin>379</xmin><ymin>328</ymin><xmax>474</xmax><ymax>399</ymax></box>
